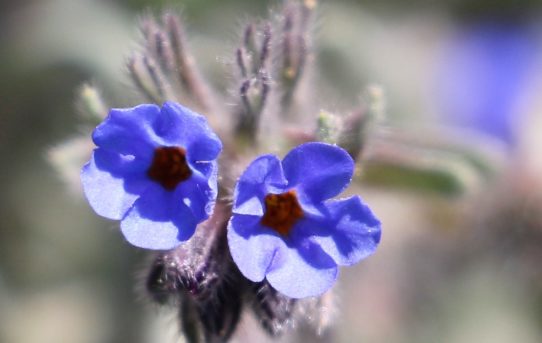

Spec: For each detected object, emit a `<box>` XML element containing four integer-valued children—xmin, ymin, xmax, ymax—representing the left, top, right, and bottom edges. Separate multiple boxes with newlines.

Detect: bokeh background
<box><xmin>1</xmin><ymin>0</ymin><xmax>542</xmax><ymax>342</ymax></box>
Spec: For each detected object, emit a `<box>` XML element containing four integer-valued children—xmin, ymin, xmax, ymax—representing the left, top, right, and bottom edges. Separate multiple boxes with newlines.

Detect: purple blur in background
<box><xmin>436</xmin><ymin>22</ymin><xmax>538</xmax><ymax>146</ymax></box>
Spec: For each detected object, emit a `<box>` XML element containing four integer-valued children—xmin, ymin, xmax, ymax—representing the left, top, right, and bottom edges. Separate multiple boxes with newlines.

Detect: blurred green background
<box><xmin>1</xmin><ymin>0</ymin><xmax>542</xmax><ymax>342</ymax></box>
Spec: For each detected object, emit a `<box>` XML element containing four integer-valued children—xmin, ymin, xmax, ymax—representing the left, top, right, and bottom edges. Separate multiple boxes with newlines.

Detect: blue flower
<box><xmin>81</xmin><ymin>101</ymin><xmax>222</xmax><ymax>250</ymax></box>
<box><xmin>436</xmin><ymin>23</ymin><xmax>537</xmax><ymax>146</ymax></box>
<box><xmin>227</xmin><ymin>142</ymin><xmax>381</xmax><ymax>298</ymax></box>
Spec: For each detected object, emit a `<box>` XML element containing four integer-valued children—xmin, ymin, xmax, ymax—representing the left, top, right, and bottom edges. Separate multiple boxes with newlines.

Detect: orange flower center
<box><xmin>147</xmin><ymin>146</ymin><xmax>191</xmax><ymax>190</ymax></box>
<box><xmin>260</xmin><ymin>190</ymin><xmax>304</xmax><ymax>236</ymax></box>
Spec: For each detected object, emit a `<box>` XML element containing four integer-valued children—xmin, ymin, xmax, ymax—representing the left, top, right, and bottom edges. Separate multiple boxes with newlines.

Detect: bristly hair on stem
<box><xmin>233</xmin><ymin>21</ymin><xmax>273</xmax><ymax>145</ymax></box>
<box><xmin>338</xmin><ymin>85</ymin><xmax>386</xmax><ymax>160</ymax></box>
<box><xmin>144</xmin><ymin>201</ymin><xmax>246</xmax><ymax>342</ymax></box>
<box><xmin>278</xmin><ymin>0</ymin><xmax>315</xmax><ymax>114</ymax></box>
<box><xmin>250</xmin><ymin>280</ymin><xmax>298</xmax><ymax>337</ymax></box>
<box><xmin>129</xmin><ymin>11</ymin><xmax>217</xmax><ymax>114</ymax></box>
<box><xmin>230</xmin><ymin>1</ymin><xmax>317</xmax><ymax>147</ymax></box>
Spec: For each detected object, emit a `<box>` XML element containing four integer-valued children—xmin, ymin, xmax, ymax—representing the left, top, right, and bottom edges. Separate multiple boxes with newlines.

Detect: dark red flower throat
<box><xmin>147</xmin><ymin>146</ymin><xmax>191</xmax><ymax>190</ymax></box>
<box><xmin>261</xmin><ymin>190</ymin><xmax>304</xmax><ymax>236</ymax></box>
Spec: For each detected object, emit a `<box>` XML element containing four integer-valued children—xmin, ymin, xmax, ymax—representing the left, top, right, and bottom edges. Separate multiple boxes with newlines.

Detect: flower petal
<box><xmin>233</xmin><ymin>155</ymin><xmax>287</xmax><ymax>216</ymax></box>
<box><xmin>266</xmin><ymin>241</ymin><xmax>338</xmax><ymax>298</ymax></box>
<box><xmin>294</xmin><ymin>196</ymin><xmax>381</xmax><ymax>266</ymax></box>
<box><xmin>175</xmin><ymin>163</ymin><xmax>218</xmax><ymax>222</ymax></box>
<box><xmin>282</xmin><ymin>142</ymin><xmax>354</xmax><ymax>202</ymax></box>
<box><xmin>92</xmin><ymin>104</ymin><xmax>161</xmax><ymax>158</ymax></box>
<box><xmin>120</xmin><ymin>184</ymin><xmax>198</xmax><ymax>250</ymax></box>
<box><xmin>81</xmin><ymin>148</ymin><xmax>149</xmax><ymax>220</ymax></box>
<box><xmin>227</xmin><ymin>214</ymin><xmax>285</xmax><ymax>281</ymax></box>
<box><xmin>158</xmin><ymin>102</ymin><xmax>222</xmax><ymax>162</ymax></box>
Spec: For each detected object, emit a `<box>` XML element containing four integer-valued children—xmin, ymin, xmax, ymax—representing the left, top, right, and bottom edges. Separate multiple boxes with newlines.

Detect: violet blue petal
<box><xmin>176</xmin><ymin>163</ymin><xmax>218</xmax><ymax>221</ymax></box>
<box><xmin>282</xmin><ymin>142</ymin><xmax>354</xmax><ymax>202</ymax></box>
<box><xmin>92</xmin><ymin>104</ymin><xmax>161</xmax><ymax>158</ymax></box>
<box><xmin>233</xmin><ymin>155</ymin><xmax>288</xmax><ymax>216</ymax></box>
<box><xmin>159</xmin><ymin>102</ymin><xmax>222</xmax><ymax>163</ymax></box>
<box><xmin>293</xmin><ymin>196</ymin><xmax>381</xmax><ymax>266</ymax></box>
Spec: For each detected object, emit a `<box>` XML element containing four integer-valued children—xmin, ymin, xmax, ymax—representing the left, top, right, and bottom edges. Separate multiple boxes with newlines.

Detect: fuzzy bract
<box><xmin>227</xmin><ymin>142</ymin><xmax>381</xmax><ymax>298</ymax></box>
<box><xmin>81</xmin><ymin>101</ymin><xmax>222</xmax><ymax>249</ymax></box>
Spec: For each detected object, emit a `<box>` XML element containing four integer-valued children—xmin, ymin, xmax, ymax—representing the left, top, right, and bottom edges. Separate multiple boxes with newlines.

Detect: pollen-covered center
<box><xmin>147</xmin><ymin>146</ymin><xmax>191</xmax><ymax>190</ymax></box>
<box><xmin>261</xmin><ymin>190</ymin><xmax>304</xmax><ymax>236</ymax></box>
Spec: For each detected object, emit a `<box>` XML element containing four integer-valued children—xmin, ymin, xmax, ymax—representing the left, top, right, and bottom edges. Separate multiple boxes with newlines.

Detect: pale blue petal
<box><xmin>227</xmin><ymin>214</ymin><xmax>285</xmax><ymax>281</ymax></box>
<box><xmin>266</xmin><ymin>242</ymin><xmax>338</xmax><ymax>299</ymax></box>
<box><xmin>81</xmin><ymin>148</ymin><xmax>149</xmax><ymax>220</ymax></box>
<box><xmin>120</xmin><ymin>184</ymin><xmax>198</xmax><ymax>250</ymax></box>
